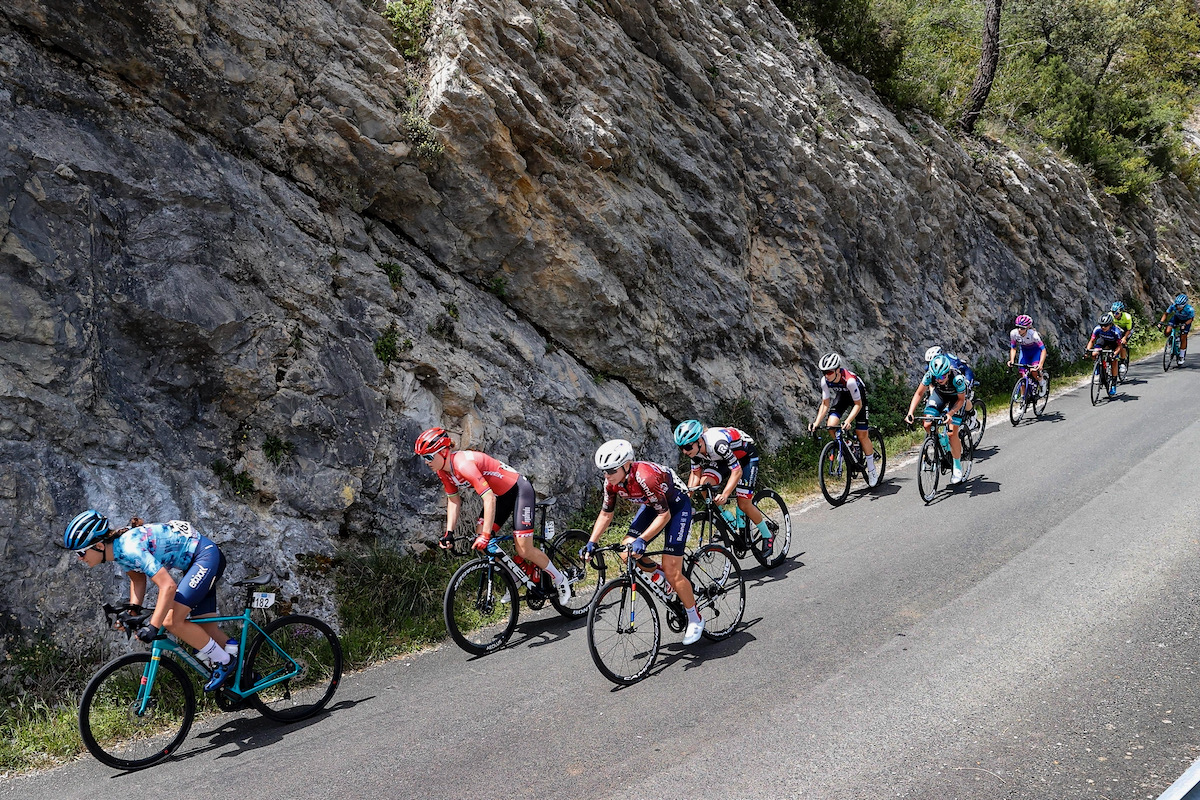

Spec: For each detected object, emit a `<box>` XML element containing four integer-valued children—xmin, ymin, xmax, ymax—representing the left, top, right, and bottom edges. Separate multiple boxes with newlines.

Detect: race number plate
<box><xmin>252</xmin><ymin>592</ymin><xmax>276</xmax><ymax>609</ymax></box>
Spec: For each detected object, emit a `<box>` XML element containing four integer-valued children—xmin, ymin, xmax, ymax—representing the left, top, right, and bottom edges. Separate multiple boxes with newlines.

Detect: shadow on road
<box><xmin>970</xmin><ymin>445</ymin><xmax>999</xmax><ymax>463</ymax></box>
<box><xmin>743</xmin><ymin>554</ymin><xmax>806</xmax><ymax>590</ymax></box>
<box><xmin>961</xmin><ymin>476</ymin><xmax>1001</xmax><ymax>497</ymax></box>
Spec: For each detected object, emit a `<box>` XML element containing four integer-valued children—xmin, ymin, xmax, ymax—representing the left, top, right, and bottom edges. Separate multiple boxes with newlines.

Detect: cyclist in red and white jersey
<box><xmin>806</xmin><ymin>352</ymin><xmax>879</xmax><ymax>486</ymax></box>
<box><xmin>415</xmin><ymin>428</ymin><xmax>571</xmax><ymax>604</ymax></box>
<box><xmin>580</xmin><ymin>440</ymin><xmax>705</xmax><ymax>644</ymax></box>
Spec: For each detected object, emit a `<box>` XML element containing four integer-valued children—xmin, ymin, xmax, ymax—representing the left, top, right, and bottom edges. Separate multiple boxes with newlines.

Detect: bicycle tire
<box><xmin>78</xmin><ymin>652</ymin><xmax>195</xmax><ymax>770</ymax></box>
<box><xmin>1090</xmin><ymin>363</ymin><xmax>1103</xmax><ymax>405</ymax></box>
<box><xmin>1033</xmin><ymin>375</ymin><xmax>1049</xmax><ymax>415</ymax></box>
<box><xmin>547</xmin><ymin>529</ymin><xmax>605</xmax><ymax>618</ymax></box>
<box><xmin>868</xmin><ymin>427</ymin><xmax>887</xmax><ymax>484</ymax></box>
<box><xmin>817</xmin><ymin>439</ymin><xmax>850</xmax><ymax>506</ymax></box>
<box><xmin>970</xmin><ymin>399</ymin><xmax>987</xmax><ymax>446</ymax></box>
<box><xmin>245</xmin><ymin>615</ymin><xmax>343</xmax><ymax>723</ymax></box>
<box><xmin>687</xmin><ymin>544</ymin><xmax>745</xmax><ymax>640</ymax></box>
<box><xmin>748</xmin><ymin>488</ymin><xmax>791</xmax><ymax>568</ymax></box>
<box><xmin>1009</xmin><ymin>378</ymin><xmax>1026</xmax><ymax>425</ymax></box>
<box><xmin>1164</xmin><ymin>336</ymin><xmax>1174</xmax><ymax>372</ymax></box>
<box><xmin>587</xmin><ymin>576</ymin><xmax>661</xmax><ymax>685</ymax></box>
<box><xmin>1118</xmin><ymin>355</ymin><xmax>1129</xmax><ymax>383</ymax></box>
<box><xmin>444</xmin><ymin>557</ymin><xmax>520</xmax><ymax>655</ymax></box>
<box><xmin>917</xmin><ymin>438</ymin><xmax>939</xmax><ymax>503</ymax></box>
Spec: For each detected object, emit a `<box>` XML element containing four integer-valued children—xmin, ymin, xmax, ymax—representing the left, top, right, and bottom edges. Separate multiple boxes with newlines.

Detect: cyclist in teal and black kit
<box><xmin>1160</xmin><ymin>292</ymin><xmax>1194</xmax><ymax>364</ymax></box>
<box><xmin>905</xmin><ymin>354</ymin><xmax>970</xmax><ymax>484</ymax></box>
<box><xmin>673</xmin><ymin>420</ymin><xmax>777</xmax><ymax>546</ymax></box>
<box><xmin>65</xmin><ymin>510</ymin><xmax>238</xmax><ymax>691</ymax></box>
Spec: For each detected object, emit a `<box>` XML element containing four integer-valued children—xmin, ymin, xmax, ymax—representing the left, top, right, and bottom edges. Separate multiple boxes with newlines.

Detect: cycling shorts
<box><xmin>175</xmin><ymin>536</ymin><xmax>225</xmax><ymax>616</ymax></box>
<box><xmin>697</xmin><ymin>445</ymin><xmax>760</xmax><ymax>499</ymax></box>
<box><xmin>493</xmin><ymin>476</ymin><xmax>536</xmax><ymax>537</ymax></box>
<box><xmin>628</xmin><ymin>490</ymin><xmax>692</xmax><ymax>557</ymax></box>
<box><xmin>925</xmin><ymin>392</ymin><xmax>966</xmax><ymax>426</ymax></box>
<box><xmin>827</xmin><ymin>405</ymin><xmax>869</xmax><ymax>431</ymax></box>
<box><xmin>1017</xmin><ymin>344</ymin><xmax>1045</xmax><ymax>366</ymax></box>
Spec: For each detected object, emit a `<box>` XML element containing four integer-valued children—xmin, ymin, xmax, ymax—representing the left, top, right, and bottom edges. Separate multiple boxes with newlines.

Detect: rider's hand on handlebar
<box><xmin>135</xmin><ymin>624</ymin><xmax>157</xmax><ymax>643</ymax></box>
<box><xmin>439</xmin><ymin>531</ymin><xmax>455</xmax><ymax>550</ymax></box>
<box><xmin>579</xmin><ymin>541</ymin><xmax>596</xmax><ymax>561</ymax></box>
<box><xmin>471</xmin><ymin>532</ymin><xmax>491</xmax><ymax>552</ymax></box>
<box><xmin>904</xmin><ymin>412</ymin><xmax>914</xmax><ymax>425</ymax></box>
<box><xmin>1007</xmin><ymin>359</ymin><xmax>1014</xmax><ymax>367</ymax></box>
<box><xmin>841</xmin><ymin>419</ymin><xmax>853</xmax><ymax>432</ymax></box>
<box><xmin>628</xmin><ymin>537</ymin><xmax>647</xmax><ymax>556</ymax></box>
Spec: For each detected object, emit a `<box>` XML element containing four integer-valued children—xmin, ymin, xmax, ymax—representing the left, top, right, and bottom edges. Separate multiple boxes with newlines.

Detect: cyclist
<box><xmin>1007</xmin><ymin>314</ymin><xmax>1048</xmax><ymax>396</ymax></box>
<box><xmin>672</xmin><ymin>419</ymin><xmax>779</xmax><ymax>543</ymax></box>
<box><xmin>1110</xmin><ymin>301</ymin><xmax>1134</xmax><ymax>374</ymax></box>
<box><xmin>923</xmin><ymin>346</ymin><xmax>980</xmax><ymax>432</ymax></box>
<box><xmin>905</xmin><ymin>354</ymin><xmax>970</xmax><ymax>484</ymax></box>
<box><xmin>1159</xmin><ymin>292</ymin><xmax>1195</xmax><ymax>364</ymax></box>
<box><xmin>1086</xmin><ymin>314</ymin><xmax>1126</xmax><ymax>398</ymax></box>
<box><xmin>415</xmin><ymin>427</ymin><xmax>571</xmax><ymax>604</ymax></box>
<box><xmin>580</xmin><ymin>439</ymin><xmax>705</xmax><ymax>645</ymax></box>
<box><xmin>805</xmin><ymin>353</ymin><xmax>879</xmax><ymax>487</ymax></box>
<box><xmin>65</xmin><ymin>510</ymin><xmax>238</xmax><ymax>691</ymax></box>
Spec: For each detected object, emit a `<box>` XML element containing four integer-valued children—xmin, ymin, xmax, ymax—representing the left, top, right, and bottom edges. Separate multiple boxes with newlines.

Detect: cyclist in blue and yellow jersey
<box><xmin>673</xmin><ymin>419</ymin><xmax>779</xmax><ymax>546</ymax></box>
<box><xmin>1110</xmin><ymin>302</ymin><xmax>1134</xmax><ymax>375</ymax></box>
<box><xmin>1159</xmin><ymin>292</ymin><xmax>1195</xmax><ymax>364</ymax></box>
<box><xmin>806</xmin><ymin>352</ymin><xmax>879</xmax><ymax>486</ymax></box>
<box><xmin>1007</xmin><ymin>314</ymin><xmax>1049</xmax><ymax>396</ymax></box>
<box><xmin>1086</xmin><ymin>313</ymin><xmax>1127</xmax><ymax>398</ymax></box>
<box><xmin>905</xmin><ymin>354</ymin><xmax>970</xmax><ymax>484</ymax></box>
<box><xmin>64</xmin><ymin>510</ymin><xmax>238</xmax><ymax>691</ymax></box>
<box><xmin>581</xmin><ymin>440</ymin><xmax>705</xmax><ymax>645</ymax></box>
<box><xmin>923</xmin><ymin>346</ymin><xmax>980</xmax><ymax>433</ymax></box>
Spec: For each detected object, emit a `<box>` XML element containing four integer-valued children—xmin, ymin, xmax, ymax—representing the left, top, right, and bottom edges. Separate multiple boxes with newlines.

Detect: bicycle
<box><xmin>585</xmin><ymin>538</ymin><xmax>745</xmax><ymax>685</ymax></box>
<box><xmin>1008</xmin><ymin>364</ymin><xmax>1048</xmax><ymax>425</ymax></box>
<box><xmin>689</xmin><ymin>483</ymin><xmax>792</xmax><ymax>567</ymax></box>
<box><xmin>442</xmin><ymin>497</ymin><xmax>601</xmax><ymax>655</ymax></box>
<box><xmin>914</xmin><ymin>414</ymin><xmax>975</xmax><ymax>504</ymax></box>
<box><xmin>813</xmin><ymin>426</ymin><xmax>887</xmax><ymax>507</ymax></box>
<box><xmin>1161</xmin><ymin>322</ymin><xmax>1182</xmax><ymax>371</ymax></box>
<box><xmin>78</xmin><ymin>574</ymin><xmax>342</xmax><ymax>770</ymax></box>
<box><xmin>966</xmin><ymin>383</ymin><xmax>988</xmax><ymax>446</ymax></box>
<box><xmin>1089</xmin><ymin>348</ymin><xmax>1119</xmax><ymax>405</ymax></box>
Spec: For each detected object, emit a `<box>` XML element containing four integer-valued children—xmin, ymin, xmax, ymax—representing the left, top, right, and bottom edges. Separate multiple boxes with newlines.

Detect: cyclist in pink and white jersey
<box><xmin>1007</xmin><ymin>314</ymin><xmax>1048</xmax><ymax>395</ymax></box>
<box><xmin>415</xmin><ymin>428</ymin><xmax>571</xmax><ymax>604</ymax></box>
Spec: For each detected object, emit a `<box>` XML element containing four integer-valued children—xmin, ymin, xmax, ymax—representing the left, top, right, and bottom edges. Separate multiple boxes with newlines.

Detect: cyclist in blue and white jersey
<box><xmin>1007</xmin><ymin>314</ymin><xmax>1048</xmax><ymax>396</ymax></box>
<box><xmin>1086</xmin><ymin>313</ymin><xmax>1127</xmax><ymax>398</ymax></box>
<box><xmin>64</xmin><ymin>510</ymin><xmax>238</xmax><ymax>691</ymax></box>
<box><xmin>672</xmin><ymin>420</ymin><xmax>777</xmax><ymax>548</ymax></box>
<box><xmin>905</xmin><ymin>354</ymin><xmax>970</xmax><ymax>484</ymax></box>
<box><xmin>1159</xmin><ymin>292</ymin><xmax>1194</xmax><ymax>364</ymax></box>
<box><xmin>924</xmin><ymin>346</ymin><xmax>980</xmax><ymax>433</ymax></box>
<box><xmin>806</xmin><ymin>352</ymin><xmax>879</xmax><ymax>486</ymax></box>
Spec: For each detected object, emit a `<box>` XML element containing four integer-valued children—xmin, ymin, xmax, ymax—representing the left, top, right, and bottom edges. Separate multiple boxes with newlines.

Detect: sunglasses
<box><xmin>682</xmin><ymin>442</ymin><xmax>699</xmax><ymax>453</ymax></box>
<box><xmin>823</xmin><ymin>369</ymin><xmax>838</xmax><ymax>377</ymax></box>
<box><xmin>76</xmin><ymin>544</ymin><xmax>102</xmax><ymax>559</ymax></box>
<box><xmin>603</xmin><ymin>466</ymin><xmax>623</xmax><ymax>476</ymax></box>
<box><xmin>420</xmin><ymin>452</ymin><xmax>440</xmax><ymax>463</ymax></box>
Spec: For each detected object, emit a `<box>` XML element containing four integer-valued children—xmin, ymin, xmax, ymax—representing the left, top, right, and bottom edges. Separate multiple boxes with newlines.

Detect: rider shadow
<box><xmin>961</xmin><ymin>477</ymin><xmax>1001</xmax><ymax>498</ymax></box>
<box><xmin>1015</xmin><ymin>410</ymin><xmax>1065</xmax><ymax>426</ymax></box>
<box><xmin>607</xmin><ymin>619</ymin><xmax>761</xmax><ymax>691</ymax></box>
<box><xmin>1111</xmin><ymin>393</ymin><xmax>1140</xmax><ymax>403</ymax></box>
<box><xmin>743</xmin><ymin>555</ymin><xmax>806</xmax><ymax>589</ymax></box>
<box><xmin>970</xmin><ymin>445</ymin><xmax>999</xmax><ymax>463</ymax></box>
<box><xmin>511</xmin><ymin>613</ymin><xmax>587</xmax><ymax>651</ymax></box>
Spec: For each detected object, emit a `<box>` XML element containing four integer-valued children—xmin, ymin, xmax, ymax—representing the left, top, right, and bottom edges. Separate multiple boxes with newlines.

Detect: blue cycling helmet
<box><xmin>673</xmin><ymin>419</ymin><xmax>704</xmax><ymax>447</ymax></box>
<box><xmin>929</xmin><ymin>354</ymin><xmax>953</xmax><ymax>379</ymax></box>
<box><xmin>1176</xmin><ymin>292</ymin><xmax>1188</xmax><ymax>306</ymax></box>
<box><xmin>64</xmin><ymin>510</ymin><xmax>110</xmax><ymax>550</ymax></box>
<box><xmin>1110</xmin><ymin>301</ymin><xmax>1124</xmax><ymax>313</ymax></box>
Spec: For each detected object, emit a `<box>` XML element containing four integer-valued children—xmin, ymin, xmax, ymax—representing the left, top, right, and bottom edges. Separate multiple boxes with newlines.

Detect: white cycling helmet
<box><xmin>924</xmin><ymin>346</ymin><xmax>942</xmax><ymax>363</ymax></box>
<box><xmin>594</xmin><ymin>439</ymin><xmax>634</xmax><ymax>471</ymax></box>
<box><xmin>818</xmin><ymin>352</ymin><xmax>843</xmax><ymax>372</ymax></box>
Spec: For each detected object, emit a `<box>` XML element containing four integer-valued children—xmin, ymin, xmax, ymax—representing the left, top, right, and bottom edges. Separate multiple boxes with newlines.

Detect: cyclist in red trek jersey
<box><xmin>414</xmin><ymin>428</ymin><xmax>571</xmax><ymax>604</ymax></box>
<box><xmin>579</xmin><ymin>439</ymin><xmax>705</xmax><ymax>645</ymax></box>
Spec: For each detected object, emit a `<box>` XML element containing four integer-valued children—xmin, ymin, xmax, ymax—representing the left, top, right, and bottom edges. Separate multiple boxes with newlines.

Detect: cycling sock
<box><xmin>865</xmin><ymin>453</ymin><xmax>876</xmax><ymax>469</ymax></box>
<box><xmin>199</xmin><ymin>638</ymin><xmax>231</xmax><ymax>666</ymax></box>
<box><xmin>543</xmin><ymin>561</ymin><xmax>564</xmax><ymax>582</ymax></box>
<box><xmin>953</xmin><ymin>459</ymin><xmax>962</xmax><ymax>472</ymax></box>
<box><xmin>686</xmin><ymin>605</ymin><xmax>702</xmax><ymax>624</ymax></box>
<box><xmin>757</xmin><ymin>520</ymin><xmax>772</xmax><ymax>540</ymax></box>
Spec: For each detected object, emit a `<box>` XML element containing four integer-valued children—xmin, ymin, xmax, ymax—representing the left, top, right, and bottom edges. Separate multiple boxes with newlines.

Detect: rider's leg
<box><xmin>948</xmin><ymin>422</ymin><xmax>963</xmax><ymax>461</ymax></box>
<box><xmin>661</xmin><ymin>555</ymin><xmax>697</xmax><ymax>611</ymax></box>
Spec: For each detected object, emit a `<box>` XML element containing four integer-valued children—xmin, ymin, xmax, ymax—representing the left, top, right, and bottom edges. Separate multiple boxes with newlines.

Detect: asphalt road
<box><xmin>5</xmin><ymin>357</ymin><xmax>1200</xmax><ymax>800</ymax></box>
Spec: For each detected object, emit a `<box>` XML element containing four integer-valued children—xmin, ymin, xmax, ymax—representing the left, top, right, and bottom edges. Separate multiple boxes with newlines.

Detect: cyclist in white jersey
<box><xmin>1007</xmin><ymin>314</ymin><xmax>1048</xmax><ymax>395</ymax></box>
<box><xmin>807</xmin><ymin>352</ymin><xmax>879</xmax><ymax>486</ymax></box>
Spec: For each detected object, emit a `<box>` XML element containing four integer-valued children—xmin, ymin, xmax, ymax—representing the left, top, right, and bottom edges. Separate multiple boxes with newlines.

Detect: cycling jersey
<box><xmin>113</xmin><ymin>521</ymin><xmax>200</xmax><ymax>577</ymax></box>
<box><xmin>1166</xmin><ymin>302</ymin><xmax>1195</xmax><ymax>323</ymax></box>
<box><xmin>1089</xmin><ymin>325</ymin><xmax>1124</xmax><ymax>348</ymax></box>
<box><xmin>687</xmin><ymin>428</ymin><xmax>755</xmax><ymax>474</ymax></box>
<box><xmin>436</xmin><ymin>451</ymin><xmax>520</xmax><ymax>498</ymax></box>
<box><xmin>1010</xmin><ymin>328</ymin><xmax>1044</xmax><ymax>349</ymax></box>
<box><xmin>602</xmin><ymin>461</ymin><xmax>688</xmax><ymax>515</ymax></box>
<box><xmin>820</xmin><ymin>369</ymin><xmax>865</xmax><ymax>412</ymax></box>
<box><xmin>1113</xmin><ymin>312</ymin><xmax>1133</xmax><ymax>334</ymax></box>
<box><xmin>922</xmin><ymin>368</ymin><xmax>969</xmax><ymax>400</ymax></box>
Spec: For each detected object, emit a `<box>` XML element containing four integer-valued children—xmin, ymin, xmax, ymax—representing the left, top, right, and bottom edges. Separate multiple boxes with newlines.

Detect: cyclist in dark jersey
<box><xmin>905</xmin><ymin>354</ymin><xmax>970</xmax><ymax>484</ymax></box>
<box><xmin>1086</xmin><ymin>313</ymin><xmax>1126</xmax><ymax>398</ymax></box>
<box><xmin>672</xmin><ymin>420</ymin><xmax>776</xmax><ymax>547</ymax></box>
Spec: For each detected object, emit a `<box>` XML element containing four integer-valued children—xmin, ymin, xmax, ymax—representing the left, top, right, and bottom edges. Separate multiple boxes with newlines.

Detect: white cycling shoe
<box><xmin>682</xmin><ymin>618</ymin><xmax>706</xmax><ymax>645</ymax></box>
<box><xmin>555</xmin><ymin>577</ymin><xmax>573</xmax><ymax>605</ymax></box>
<box><xmin>865</xmin><ymin>462</ymin><xmax>880</xmax><ymax>487</ymax></box>
<box><xmin>950</xmin><ymin>466</ymin><xmax>964</xmax><ymax>484</ymax></box>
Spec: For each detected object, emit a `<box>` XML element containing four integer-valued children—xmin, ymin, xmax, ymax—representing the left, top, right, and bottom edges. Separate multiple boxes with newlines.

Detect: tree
<box><xmin>958</xmin><ymin>0</ymin><xmax>1003</xmax><ymax>133</ymax></box>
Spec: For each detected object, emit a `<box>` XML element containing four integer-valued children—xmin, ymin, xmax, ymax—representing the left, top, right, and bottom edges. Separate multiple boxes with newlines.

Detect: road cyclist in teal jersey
<box><xmin>923</xmin><ymin>346</ymin><xmax>983</xmax><ymax>436</ymax></box>
<box><xmin>65</xmin><ymin>510</ymin><xmax>238</xmax><ymax>691</ymax></box>
<box><xmin>806</xmin><ymin>352</ymin><xmax>879</xmax><ymax>486</ymax></box>
<box><xmin>1159</xmin><ymin>292</ymin><xmax>1195</xmax><ymax>365</ymax></box>
<box><xmin>905</xmin><ymin>354</ymin><xmax>971</xmax><ymax>484</ymax></box>
<box><xmin>1086</xmin><ymin>313</ymin><xmax>1127</xmax><ymax>398</ymax></box>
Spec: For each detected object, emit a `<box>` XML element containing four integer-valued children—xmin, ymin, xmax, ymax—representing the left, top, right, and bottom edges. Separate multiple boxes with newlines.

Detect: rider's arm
<box><xmin>906</xmin><ymin>385</ymin><xmax>926</xmax><ymax>418</ymax></box>
<box><xmin>444</xmin><ymin>493</ymin><xmax>462</xmax><ymax>535</ymax></box>
<box><xmin>811</xmin><ymin>398</ymin><xmax>830</xmax><ymax>429</ymax></box>
<box><xmin>1008</xmin><ymin>346</ymin><xmax>1017</xmax><ymax>365</ymax></box>
<box><xmin>476</xmin><ymin>489</ymin><xmax>496</xmax><ymax>536</ymax></box>
<box><xmin>128</xmin><ymin>570</ymin><xmax>148</xmax><ymax>607</ymax></box>
<box><xmin>146</xmin><ymin>567</ymin><xmax>179</xmax><ymax>629</ymax></box>
<box><xmin>588</xmin><ymin>510</ymin><xmax>614</xmax><ymax>544</ymax></box>
<box><xmin>635</xmin><ymin>510</ymin><xmax>673</xmax><ymax>543</ymax></box>
<box><xmin>718</xmin><ymin>466</ymin><xmax>741</xmax><ymax>506</ymax></box>
<box><xmin>949</xmin><ymin>391</ymin><xmax>966</xmax><ymax>418</ymax></box>
<box><xmin>844</xmin><ymin>398</ymin><xmax>863</xmax><ymax>427</ymax></box>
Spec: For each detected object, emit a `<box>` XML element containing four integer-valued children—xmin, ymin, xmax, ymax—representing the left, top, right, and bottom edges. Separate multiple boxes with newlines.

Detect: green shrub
<box><xmin>378</xmin><ymin>261</ymin><xmax>404</xmax><ymax>287</ymax></box>
<box><xmin>375</xmin><ymin>324</ymin><xmax>400</xmax><ymax>365</ymax></box>
<box><xmin>262</xmin><ymin>435</ymin><xmax>296</xmax><ymax>466</ymax></box>
<box><xmin>212</xmin><ymin>459</ymin><xmax>254</xmax><ymax>496</ymax></box>
<box><xmin>382</xmin><ymin>0</ymin><xmax>435</xmax><ymax>60</ymax></box>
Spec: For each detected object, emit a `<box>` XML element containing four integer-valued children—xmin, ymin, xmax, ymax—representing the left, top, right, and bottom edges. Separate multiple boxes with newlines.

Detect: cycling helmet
<box><xmin>673</xmin><ymin>420</ymin><xmax>704</xmax><ymax>447</ymax></box>
<box><xmin>924</xmin><ymin>346</ymin><xmax>942</xmax><ymax>363</ymax></box>
<box><xmin>1110</xmin><ymin>301</ymin><xmax>1125</xmax><ymax>313</ymax></box>
<box><xmin>594</xmin><ymin>439</ymin><xmax>634</xmax><ymax>471</ymax></box>
<box><xmin>1014</xmin><ymin>314</ymin><xmax>1033</xmax><ymax>328</ymax></box>
<box><xmin>64</xmin><ymin>510</ymin><xmax>110</xmax><ymax>550</ymax></box>
<box><xmin>1099</xmin><ymin>313</ymin><xmax>1114</xmax><ymax>326</ymax></box>
<box><xmin>1176</xmin><ymin>292</ymin><xmax>1188</xmax><ymax>306</ymax></box>
<box><xmin>414</xmin><ymin>427</ymin><xmax>452</xmax><ymax>456</ymax></box>
<box><xmin>928</xmin><ymin>354</ymin><xmax>953</xmax><ymax>379</ymax></box>
<box><xmin>818</xmin><ymin>352</ymin><xmax>843</xmax><ymax>372</ymax></box>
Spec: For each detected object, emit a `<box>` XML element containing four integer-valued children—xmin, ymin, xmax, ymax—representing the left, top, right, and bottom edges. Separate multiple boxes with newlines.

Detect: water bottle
<box><xmin>721</xmin><ymin>507</ymin><xmax>737</xmax><ymax>527</ymax></box>
<box><xmin>224</xmin><ymin>639</ymin><xmax>239</xmax><ymax>659</ymax></box>
<box><xmin>938</xmin><ymin>429</ymin><xmax>950</xmax><ymax>451</ymax></box>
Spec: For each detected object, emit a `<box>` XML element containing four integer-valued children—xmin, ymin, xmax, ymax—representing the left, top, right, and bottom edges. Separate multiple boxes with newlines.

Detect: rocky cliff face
<box><xmin>1</xmin><ymin>0</ymin><xmax>1195</xmax><ymax>639</ymax></box>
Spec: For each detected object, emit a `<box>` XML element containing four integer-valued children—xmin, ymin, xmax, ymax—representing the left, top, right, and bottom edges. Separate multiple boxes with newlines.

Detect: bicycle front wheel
<box><xmin>748</xmin><ymin>488</ymin><xmax>791</xmax><ymax>568</ymax></box>
<box><xmin>687</xmin><ymin>544</ymin><xmax>745</xmax><ymax>640</ymax></box>
<box><xmin>1164</xmin><ymin>337</ymin><xmax>1174</xmax><ymax>371</ymax></box>
<box><xmin>971</xmin><ymin>399</ymin><xmax>987</xmax><ymax>446</ymax></box>
<box><xmin>1090</xmin><ymin>364</ymin><xmax>1103</xmax><ymax>405</ymax></box>
<box><xmin>547</xmin><ymin>529</ymin><xmax>605</xmax><ymax>618</ymax></box>
<box><xmin>444</xmin><ymin>558</ymin><xmax>520</xmax><ymax>655</ymax></box>
<box><xmin>868</xmin><ymin>427</ymin><xmax>887</xmax><ymax>484</ymax></box>
<box><xmin>79</xmin><ymin>653</ymin><xmax>196</xmax><ymax>770</ymax></box>
<box><xmin>587</xmin><ymin>576</ymin><xmax>661</xmax><ymax>685</ymax></box>
<box><xmin>245</xmin><ymin>615</ymin><xmax>343</xmax><ymax>723</ymax></box>
<box><xmin>818</xmin><ymin>439</ymin><xmax>850</xmax><ymax>506</ymax></box>
<box><xmin>1009</xmin><ymin>378</ymin><xmax>1026</xmax><ymax>425</ymax></box>
<box><xmin>917</xmin><ymin>438</ymin><xmax>939</xmax><ymax>503</ymax></box>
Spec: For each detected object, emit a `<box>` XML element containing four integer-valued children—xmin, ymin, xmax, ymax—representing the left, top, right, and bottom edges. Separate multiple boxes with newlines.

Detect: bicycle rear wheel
<box><xmin>748</xmin><ymin>488</ymin><xmax>791</xmax><ymax>568</ymax></box>
<box><xmin>970</xmin><ymin>399</ymin><xmax>987</xmax><ymax>446</ymax></box>
<box><xmin>687</xmin><ymin>544</ymin><xmax>745</xmax><ymax>640</ymax></box>
<box><xmin>917</xmin><ymin>438</ymin><xmax>939</xmax><ymax>503</ymax></box>
<box><xmin>1090</xmin><ymin>364</ymin><xmax>1103</xmax><ymax>405</ymax></box>
<box><xmin>547</xmin><ymin>529</ymin><xmax>605</xmax><ymax>618</ymax></box>
<box><xmin>1118</xmin><ymin>355</ymin><xmax>1129</xmax><ymax>382</ymax></box>
<box><xmin>587</xmin><ymin>576</ymin><xmax>660</xmax><ymax>685</ymax></box>
<box><xmin>1033</xmin><ymin>376</ymin><xmax>1049</xmax><ymax>415</ymax></box>
<box><xmin>444</xmin><ymin>558</ymin><xmax>520</xmax><ymax>655</ymax></box>
<box><xmin>245</xmin><ymin>615</ymin><xmax>343</xmax><ymax>722</ymax></box>
<box><xmin>1009</xmin><ymin>378</ymin><xmax>1026</xmax><ymax>425</ymax></box>
<box><xmin>868</xmin><ymin>427</ymin><xmax>887</xmax><ymax>484</ymax></box>
<box><xmin>817</xmin><ymin>439</ymin><xmax>850</xmax><ymax>506</ymax></box>
<box><xmin>78</xmin><ymin>653</ymin><xmax>195</xmax><ymax>770</ymax></box>
<box><xmin>1164</xmin><ymin>336</ymin><xmax>1174</xmax><ymax>371</ymax></box>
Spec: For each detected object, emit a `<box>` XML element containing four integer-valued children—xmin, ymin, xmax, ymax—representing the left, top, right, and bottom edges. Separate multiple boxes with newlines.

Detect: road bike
<box><xmin>1008</xmin><ymin>364</ymin><xmax>1048</xmax><ymax>425</ymax></box>
<box><xmin>585</xmin><ymin>539</ymin><xmax>745</xmax><ymax>685</ymax></box>
<box><xmin>78</xmin><ymin>574</ymin><xmax>342</xmax><ymax>770</ymax></box>
<box><xmin>966</xmin><ymin>383</ymin><xmax>988</xmax><ymax>446</ymax></box>
<box><xmin>688</xmin><ymin>483</ymin><xmax>791</xmax><ymax>567</ymax></box>
<box><xmin>1089</xmin><ymin>348</ymin><xmax>1120</xmax><ymax>404</ymax></box>
<box><xmin>813</xmin><ymin>426</ymin><xmax>887</xmax><ymax>507</ymax></box>
<box><xmin>442</xmin><ymin>497</ymin><xmax>601</xmax><ymax>655</ymax></box>
<box><xmin>1162</xmin><ymin>323</ymin><xmax>1183</xmax><ymax>371</ymax></box>
<box><xmin>914</xmin><ymin>414</ymin><xmax>975</xmax><ymax>504</ymax></box>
